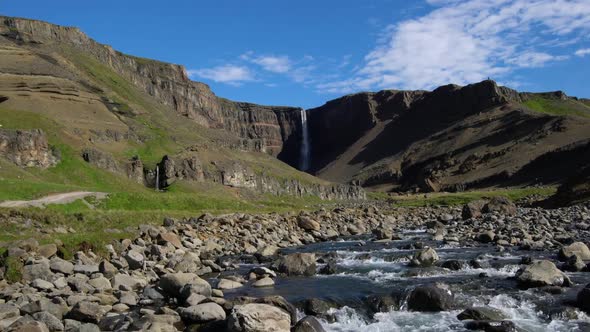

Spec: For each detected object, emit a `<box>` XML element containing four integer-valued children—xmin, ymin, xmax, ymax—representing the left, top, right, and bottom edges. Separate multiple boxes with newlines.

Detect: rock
<box><xmin>292</xmin><ymin>316</ymin><xmax>326</xmax><ymax>332</ymax></box>
<box><xmin>303</xmin><ymin>298</ymin><xmax>336</xmax><ymax>318</ymax></box>
<box><xmin>318</xmin><ymin>261</ymin><xmax>337</xmax><ymax>275</ymax></box>
<box><xmin>577</xmin><ymin>283</ymin><xmax>590</xmax><ymax>313</ymax></box>
<box><xmin>462</xmin><ymin>200</ymin><xmax>487</xmax><ymax>219</ymax></box>
<box><xmin>441</xmin><ymin>260</ymin><xmax>464</xmax><ymax>271</ymax></box>
<box><xmin>365</xmin><ymin>294</ymin><xmax>399</xmax><ymax>314</ymax></box>
<box><xmin>6</xmin><ymin>320</ymin><xmax>50</xmax><ymax>332</ymax></box>
<box><xmin>516</xmin><ymin>260</ymin><xmax>571</xmax><ymax>288</ymax></box>
<box><xmin>32</xmin><ymin>312</ymin><xmax>64</xmax><ymax>331</ymax></box>
<box><xmin>158</xmin><ymin>232</ymin><xmax>183</xmax><ymax>249</ymax></box>
<box><xmin>228</xmin><ymin>303</ymin><xmax>291</xmax><ymax>332</ymax></box>
<box><xmin>0</xmin><ymin>304</ymin><xmax>19</xmax><ymax>321</ymax></box>
<box><xmin>66</xmin><ymin>301</ymin><xmax>105</xmax><ymax>323</ymax></box>
<box><xmin>112</xmin><ymin>273</ymin><xmax>143</xmax><ymax>290</ymax></box>
<box><xmin>252</xmin><ymin>277</ymin><xmax>274</xmax><ymax>288</ymax></box>
<box><xmin>22</xmin><ymin>260</ymin><xmax>52</xmax><ymax>281</ymax></box>
<box><xmin>124</xmin><ymin>249</ymin><xmax>144</xmax><ymax>270</ymax></box>
<box><xmin>483</xmin><ymin>197</ymin><xmax>517</xmax><ymax>216</ymax></box>
<box><xmin>558</xmin><ymin>242</ymin><xmax>590</xmax><ymax>261</ymax></box>
<box><xmin>562</xmin><ymin>254</ymin><xmax>586</xmax><ymax>272</ymax></box>
<box><xmin>464</xmin><ymin>320</ymin><xmax>518</xmax><ymax>332</ymax></box>
<box><xmin>31</xmin><ymin>278</ymin><xmax>54</xmax><ymax>290</ymax></box>
<box><xmin>73</xmin><ymin>264</ymin><xmax>99</xmax><ymax>275</ymax></box>
<box><xmin>457</xmin><ymin>307</ymin><xmax>508</xmax><ymax>321</ymax></box>
<box><xmin>178</xmin><ymin>303</ymin><xmax>226</xmax><ymax>323</ymax></box>
<box><xmin>372</xmin><ymin>227</ymin><xmax>393</xmax><ymax>240</ymax></box>
<box><xmin>275</xmin><ymin>253</ymin><xmax>316</xmax><ymax>276</ymax></box>
<box><xmin>88</xmin><ymin>276</ymin><xmax>111</xmax><ymax>291</ymax></box>
<box><xmin>257</xmin><ymin>245</ymin><xmax>279</xmax><ymax>258</ymax></box>
<box><xmin>98</xmin><ymin>260</ymin><xmax>117</xmax><ymax>278</ymax></box>
<box><xmin>159</xmin><ymin>273</ymin><xmax>211</xmax><ymax>298</ymax></box>
<box><xmin>477</xmin><ymin>231</ymin><xmax>495</xmax><ymax>243</ymax></box>
<box><xmin>217</xmin><ymin>278</ymin><xmax>243</xmax><ymax>290</ymax></box>
<box><xmin>37</xmin><ymin>244</ymin><xmax>58</xmax><ymax>258</ymax></box>
<box><xmin>50</xmin><ymin>257</ymin><xmax>74</xmax><ymax>275</ymax></box>
<box><xmin>407</xmin><ymin>284</ymin><xmax>454</xmax><ymax>312</ymax></box>
<box><xmin>298</xmin><ymin>216</ymin><xmax>320</xmax><ymax>231</ymax></box>
<box><xmin>410</xmin><ymin>248</ymin><xmax>439</xmax><ymax>267</ymax></box>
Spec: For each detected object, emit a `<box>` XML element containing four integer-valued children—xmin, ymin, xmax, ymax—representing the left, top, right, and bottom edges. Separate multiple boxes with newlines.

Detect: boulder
<box><xmin>178</xmin><ymin>303</ymin><xmax>226</xmax><ymax>323</ymax></box>
<box><xmin>476</xmin><ymin>231</ymin><xmax>495</xmax><ymax>243</ymax></box>
<box><xmin>516</xmin><ymin>260</ymin><xmax>571</xmax><ymax>288</ymax></box>
<box><xmin>253</xmin><ymin>277</ymin><xmax>275</xmax><ymax>288</ymax></box>
<box><xmin>158</xmin><ymin>232</ymin><xmax>183</xmax><ymax>249</ymax></box>
<box><xmin>124</xmin><ymin>249</ymin><xmax>144</xmax><ymax>270</ymax></box>
<box><xmin>410</xmin><ymin>248</ymin><xmax>439</xmax><ymax>267</ymax></box>
<box><xmin>228</xmin><ymin>303</ymin><xmax>291</xmax><ymax>332</ymax></box>
<box><xmin>66</xmin><ymin>301</ymin><xmax>105</xmax><ymax>323</ymax></box>
<box><xmin>6</xmin><ymin>320</ymin><xmax>50</xmax><ymax>332</ymax></box>
<box><xmin>217</xmin><ymin>278</ymin><xmax>243</xmax><ymax>290</ymax></box>
<box><xmin>37</xmin><ymin>244</ymin><xmax>58</xmax><ymax>258</ymax></box>
<box><xmin>159</xmin><ymin>273</ymin><xmax>211</xmax><ymax>298</ymax></box>
<box><xmin>292</xmin><ymin>316</ymin><xmax>326</xmax><ymax>332</ymax></box>
<box><xmin>32</xmin><ymin>312</ymin><xmax>64</xmax><ymax>331</ymax></box>
<box><xmin>482</xmin><ymin>197</ymin><xmax>517</xmax><ymax>216</ymax></box>
<box><xmin>298</xmin><ymin>216</ymin><xmax>320</xmax><ymax>231</ymax></box>
<box><xmin>372</xmin><ymin>228</ymin><xmax>393</xmax><ymax>240</ymax></box>
<box><xmin>407</xmin><ymin>284</ymin><xmax>454</xmax><ymax>312</ymax></box>
<box><xmin>275</xmin><ymin>253</ymin><xmax>316</xmax><ymax>276</ymax></box>
<box><xmin>558</xmin><ymin>242</ymin><xmax>590</xmax><ymax>261</ymax></box>
<box><xmin>462</xmin><ymin>200</ymin><xmax>487</xmax><ymax>219</ymax></box>
<box><xmin>457</xmin><ymin>306</ymin><xmax>507</xmax><ymax>321</ymax></box>
<box><xmin>22</xmin><ymin>260</ymin><xmax>52</xmax><ymax>281</ymax></box>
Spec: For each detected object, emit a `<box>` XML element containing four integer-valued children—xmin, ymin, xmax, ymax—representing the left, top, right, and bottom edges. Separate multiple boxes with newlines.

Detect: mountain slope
<box><xmin>306</xmin><ymin>80</ymin><xmax>590</xmax><ymax>192</ymax></box>
<box><xmin>0</xmin><ymin>16</ymin><xmax>363</xmax><ymax>201</ymax></box>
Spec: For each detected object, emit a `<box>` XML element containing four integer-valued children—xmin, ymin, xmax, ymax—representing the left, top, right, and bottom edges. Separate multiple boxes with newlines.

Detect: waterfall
<box><xmin>155</xmin><ymin>166</ymin><xmax>160</xmax><ymax>191</ymax></box>
<box><xmin>300</xmin><ymin>109</ymin><xmax>311</xmax><ymax>171</ymax></box>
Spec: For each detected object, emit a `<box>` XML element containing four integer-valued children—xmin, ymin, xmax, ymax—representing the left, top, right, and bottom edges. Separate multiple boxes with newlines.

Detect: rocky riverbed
<box><xmin>2</xmin><ymin>197</ymin><xmax>590</xmax><ymax>331</ymax></box>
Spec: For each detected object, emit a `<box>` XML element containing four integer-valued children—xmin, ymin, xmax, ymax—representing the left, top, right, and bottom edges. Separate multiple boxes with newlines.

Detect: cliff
<box><xmin>0</xmin><ymin>16</ymin><xmax>304</xmax><ymax>162</ymax></box>
<box><xmin>306</xmin><ymin>80</ymin><xmax>590</xmax><ymax>192</ymax></box>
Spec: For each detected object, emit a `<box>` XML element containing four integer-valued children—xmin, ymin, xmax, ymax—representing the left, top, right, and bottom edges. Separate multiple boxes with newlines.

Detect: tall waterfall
<box><xmin>300</xmin><ymin>109</ymin><xmax>311</xmax><ymax>171</ymax></box>
<box><xmin>155</xmin><ymin>166</ymin><xmax>160</xmax><ymax>191</ymax></box>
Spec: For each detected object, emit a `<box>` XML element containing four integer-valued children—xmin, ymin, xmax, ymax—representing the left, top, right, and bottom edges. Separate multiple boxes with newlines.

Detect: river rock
<box><xmin>6</xmin><ymin>320</ymin><xmax>50</xmax><ymax>332</ymax></box>
<box><xmin>298</xmin><ymin>216</ymin><xmax>320</xmax><ymax>231</ymax></box>
<box><xmin>292</xmin><ymin>316</ymin><xmax>326</xmax><ymax>332</ymax></box>
<box><xmin>410</xmin><ymin>248</ymin><xmax>439</xmax><ymax>267</ymax></box>
<box><xmin>407</xmin><ymin>284</ymin><xmax>454</xmax><ymax>312</ymax></box>
<box><xmin>457</xmin><ymin>306</ymin><xmax>507</xmax><ymax>321</ymax></box>
<box><xmin>32</xmin><ymin>312</ymin><xmax>64</xmax><ymax>331</ymax></box>
<box><xmin>178</xmin><ymin>302</ymin><xmax>226</xmax><ymax>323</ymax></box>
<box><xmin>159</xmin><ymin>272</ymin><xmax>212</xmax><ymax>298</ymax></box>
<box><xmin>275</xmin><ymin>253</ymin><xmax>316</xmax><ymax>276</ymax></box>
<box><xmin>228</xmin><ymin>303</ymin><xmax>291</xmax><ymax>332</ymax></box>
<box><xmin>217</xmin><ymin>278</ymin><xmax>243</xmax><ymax>290</ymax></box>
<box><xmin>516</xmin><ymin>260</ymin><xmax>571</xmax><ymax>288</ymax></box>
<box><xmin>37</xmin><ymin>244</ymin><xmax>58</xmax><ymax>258</ymax></box>
<box><xmin>462</xmin><ymin>200</ymin><xmax>487</xmax><ymax>220</ymax></box>
<box><xmin>558</xmin><ymin>242</ymin><xmax>590</xmax><ymax>261</ymax></box>
<box><xmin>66</xmin><ymin>301</ymin><xmax>105</xmax><ymax>323</ymax></box>
<box><xmin>22</xmin><ymin>260</ymin><xmax>52</xmax><ymax>281</ymax></box>
<box><xmin>253</xmin><ymin>277</ymin><xmax>274</xmax><ymax>287</ymax></box>
<box><xmin>483</xmin><ymin>197</ymin><xmax>517</xmax><ymax>216</ymax></box>
<box><xmin>477</xmin><ymin>231</ymin><xmax>495</xmax><ymax>243</ymax></box>
<box><xmin>124</xmin><ymin>249</ymin><xmax>144</xmax><ymax>270</ymax></box>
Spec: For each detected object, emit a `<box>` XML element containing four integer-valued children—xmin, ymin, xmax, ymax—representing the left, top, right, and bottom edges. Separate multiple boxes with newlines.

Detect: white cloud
<box><xmin>188</xmin><ymin>65</ymin><xmax>254</xmax><ymax>85</ymax></box>
<box><xmin>575</xmin><ymin>48</ymin><xmax>590</xmax><ymax>57</ymax></box>
<box><xmin>241</xmin><ymin>53</ymin><xmax>292</xmax><ymax>73</ymax></box>
<box><xmin>318</xmin><ymin>0</ymin><xmax>590</xmax><ymax>93</ymax></box>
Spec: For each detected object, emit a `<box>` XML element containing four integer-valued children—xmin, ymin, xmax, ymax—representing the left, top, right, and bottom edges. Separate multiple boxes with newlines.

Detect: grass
<box><xmin>523</xmin><ymin>96</ymin><xmax>590</xmax><ymax>118</ymax></box>
<box><xmin>371</xmin><ymin>186</ymin><xmax>557</xmax><ymax>207</ymax></box>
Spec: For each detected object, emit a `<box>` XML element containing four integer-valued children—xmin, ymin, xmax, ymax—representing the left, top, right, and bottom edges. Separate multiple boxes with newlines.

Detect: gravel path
<box><xmin>0</xmin><ymin>191</ymin><xmax>107</xmax><ymax>208</ymax></box>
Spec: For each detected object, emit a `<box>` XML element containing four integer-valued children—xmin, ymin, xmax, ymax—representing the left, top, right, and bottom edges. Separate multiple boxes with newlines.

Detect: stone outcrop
<box><xmin>0</xmin><ymin>16</ymin><xmax>304</xmax><ymax>163</ymax></box>
<box><xmin>0</xmin><ymin>129</ymin><xmax>58</xmax><ymax>168</ymax></box>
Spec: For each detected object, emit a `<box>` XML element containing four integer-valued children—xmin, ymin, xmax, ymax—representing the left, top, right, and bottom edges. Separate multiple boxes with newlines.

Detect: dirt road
<box><xmin>0</xmin><ymin>191</ymin><xmax>107</xmax><ymax>208</ymax></box>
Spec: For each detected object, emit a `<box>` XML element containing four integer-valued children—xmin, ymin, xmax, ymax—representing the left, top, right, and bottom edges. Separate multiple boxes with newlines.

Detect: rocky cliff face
<box><xmin>306</xmin><ymin>80</ymin><xmax>590</xmax><ymax>192</ymax></box>
<box><xmin>0</xmin><ymin>129</ymin><xmax>58</xmax><ymax>168</ymax></box>
<box><xmin>0</xmin><ymin>16</ymin><xmax>303</xmax><ymax>161</ymax></box>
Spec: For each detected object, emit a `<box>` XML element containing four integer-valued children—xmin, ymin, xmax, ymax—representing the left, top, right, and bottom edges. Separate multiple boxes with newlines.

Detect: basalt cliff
<box><xmin>305</xmin><ymin>81</ymin><xmax>590</xmax><ymax>193</ymax></box>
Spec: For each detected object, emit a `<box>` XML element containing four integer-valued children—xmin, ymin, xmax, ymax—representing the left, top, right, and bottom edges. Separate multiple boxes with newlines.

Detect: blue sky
<box><xmin>3</xmin><ymin>0</ymin><xmax>590</xmax><ymax>108</ymax></box>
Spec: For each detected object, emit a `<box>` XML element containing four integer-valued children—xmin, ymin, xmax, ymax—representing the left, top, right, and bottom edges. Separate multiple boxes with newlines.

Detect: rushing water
<box><xmin>300</xmin><ymin>108</ymin><xmax>310</xmax><ymax>171</ymax></box>
<box><xmin>218</xmin><ymin>229</ymin><xmax>590</xmax><ymax>332</ymax></box>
